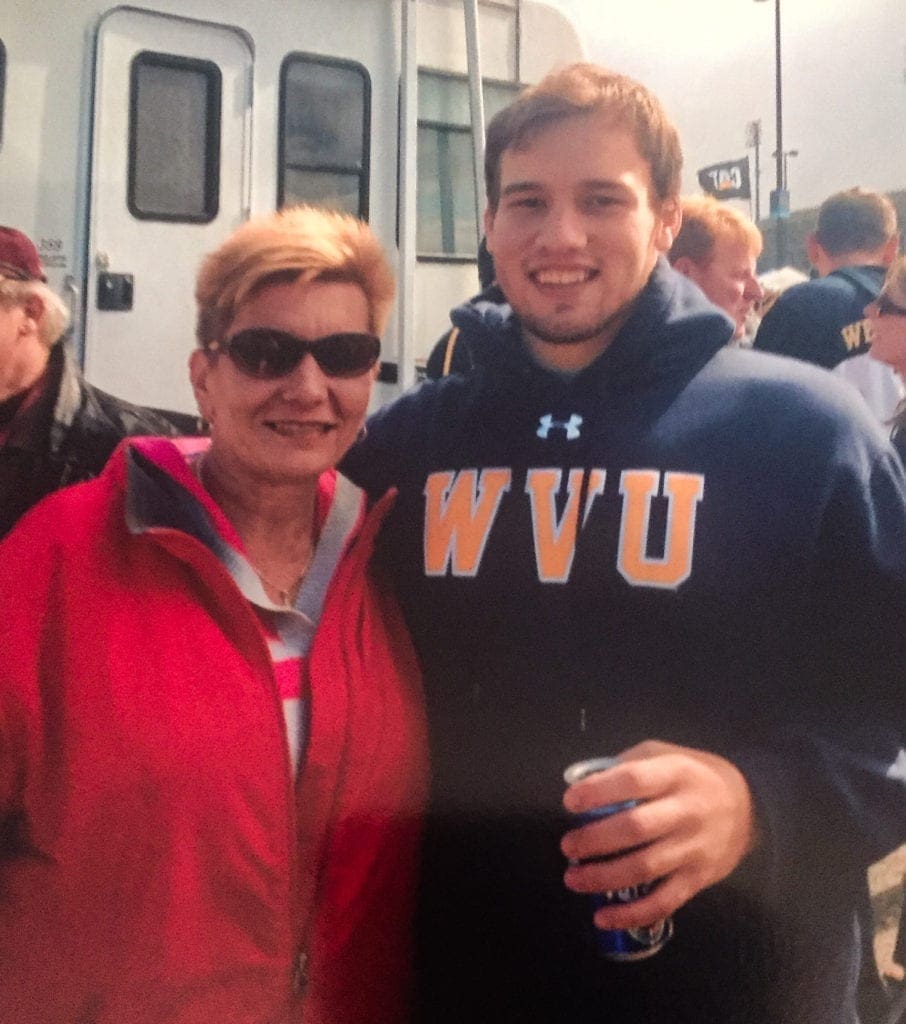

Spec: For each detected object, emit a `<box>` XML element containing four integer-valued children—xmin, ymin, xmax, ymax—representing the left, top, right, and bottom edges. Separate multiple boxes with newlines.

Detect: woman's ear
<box><xmin>188</xmin><ymin>349</ymin><xmax>216</xmax><ymax>424</ymax></box>
<box><xmin>21</xmin><ymin>294</ymin><xmax>46</xmax><ymax>334</ymax></box>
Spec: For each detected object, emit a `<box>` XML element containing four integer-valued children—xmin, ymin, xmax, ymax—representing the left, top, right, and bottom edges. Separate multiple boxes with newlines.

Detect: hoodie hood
<box><xmin>449</xmin><ymin>258</ymin><xmax>734</xmax><ymax>396</ymax></box>
<box><xmin>828</xmin><ymin>263</ymin><xmax>888</xmax><ymax>300</ymax></box>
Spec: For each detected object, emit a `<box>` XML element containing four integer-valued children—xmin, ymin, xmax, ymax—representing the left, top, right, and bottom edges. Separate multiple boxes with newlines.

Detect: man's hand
<box><xmin>561</xmin><ymin>740</ymin><xmax>756</xmax><ymax>929</ymax></box>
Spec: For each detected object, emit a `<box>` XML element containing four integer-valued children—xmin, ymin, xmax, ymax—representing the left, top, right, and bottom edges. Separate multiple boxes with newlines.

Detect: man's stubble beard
<box><xmin>518</xmin><ymin>304</ymin><xmax>630</xmax><ymax>348</ymax></box>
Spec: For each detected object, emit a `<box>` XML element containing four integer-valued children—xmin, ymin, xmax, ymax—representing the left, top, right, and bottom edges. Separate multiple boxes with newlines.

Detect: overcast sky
<box><xmin>549</xmin><ymin>0</ymin><xmax>906</xmax><ymax>218</ymax></box>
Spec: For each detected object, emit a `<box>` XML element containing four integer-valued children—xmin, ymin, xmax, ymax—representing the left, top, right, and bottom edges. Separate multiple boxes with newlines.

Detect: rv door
<box><xmin>85</xmin><ymin>8</ymin><xmax>252</xmax><ymax>413</ymax></box>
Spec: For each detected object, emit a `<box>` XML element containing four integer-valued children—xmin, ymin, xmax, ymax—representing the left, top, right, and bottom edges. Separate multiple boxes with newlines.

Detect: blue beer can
<box><xmin>563</xmin><ymin>757</ymin><xmax>673</xmax><ymax>961</ymax></box>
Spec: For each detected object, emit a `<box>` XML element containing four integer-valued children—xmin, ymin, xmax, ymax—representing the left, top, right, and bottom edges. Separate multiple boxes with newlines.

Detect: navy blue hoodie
<box><xmin>344</xmin><ymin>259</ymin><xmax>906</xmax><ymax>1024</ymax></box>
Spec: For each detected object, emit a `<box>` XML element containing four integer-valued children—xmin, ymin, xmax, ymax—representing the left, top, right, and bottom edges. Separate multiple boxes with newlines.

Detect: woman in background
<box><xmin>0</xmin><ymin>206</ymin><xmax>427</xmax><ymax>1024</ymax></box>
<box><xmin>866</xmin><ymin>254</ymin><xmax>906</xmax><ymax>462</ymax></box>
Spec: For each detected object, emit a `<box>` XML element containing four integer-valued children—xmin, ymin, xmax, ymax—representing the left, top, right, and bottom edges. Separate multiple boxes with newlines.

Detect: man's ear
<box><xmin>806</xmin><ymin>233</ymin><xmax>825</xmax><ymax>272</ymax></box>
<box><xmin>483</xmin><ymin>205</ymin><xmax>496</xmax><ymax>252</ymax></box>
<box><xmin>21</xmin><ymin>294</ymin><xmax>45</xmax><ymax>332</ymax></box>
<box><xmin>655</xmin><ymin>198</ymin><xmax>682</xmax><ymax>253</ymax></box>
<box><xmin>188</xmin><ymin>349</ymin><xmax>215</xmax><ymax>423</ymax></box>
<box><xmin>881</xmin><ymin>232</ymin><xmax>900</xmax><ymax>267</ymax></box>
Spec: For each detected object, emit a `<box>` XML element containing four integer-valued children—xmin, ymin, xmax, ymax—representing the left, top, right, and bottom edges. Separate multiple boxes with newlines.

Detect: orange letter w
<box><xmin>424</xmin><ymin>469</ymin><xmax>511</xmax><ymax>576</ymax></box>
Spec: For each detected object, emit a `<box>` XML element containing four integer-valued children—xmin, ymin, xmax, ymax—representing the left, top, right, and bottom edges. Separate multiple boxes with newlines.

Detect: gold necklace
<box><xmin>195</xmin><ymin>453</ymin><xmax>314</xmax><ymax>607</ymax></box>
<box><xmin>253</xmin><ymin>555</ymin><xmax>313</xmax><ymax>608</ymax></box>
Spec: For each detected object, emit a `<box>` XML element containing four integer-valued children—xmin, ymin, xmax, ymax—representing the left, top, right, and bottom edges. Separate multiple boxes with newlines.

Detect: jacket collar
<box><xmin>47</xmin><ymin>344</ymin><xmax>86</xmax><ymax>453</ymax></box>
<box><xmin>112</xmin><ymin>437</ymin><xmax>390</xmax><ymax>614</ymax></box>
<box><xmin>828</xmin><ymin>264</ymin><xmax>888</xmax><ymax>297</ymax></box>
<box><xmin>0</xmin><ymin>343</ymin><xmax>72</xmax><ymax>456</ymax></box>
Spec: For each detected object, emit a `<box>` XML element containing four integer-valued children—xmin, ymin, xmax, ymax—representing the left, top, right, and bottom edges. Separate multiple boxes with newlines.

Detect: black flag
<box><xmin>697</xmin><ymin>158</ymin><xmax>751</xmax><ymax>200</ymax></box>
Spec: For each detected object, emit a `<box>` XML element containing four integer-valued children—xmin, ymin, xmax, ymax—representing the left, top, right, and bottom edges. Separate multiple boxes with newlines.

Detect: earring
<box><xmin>356</xmin><ymin>423</ymin><xmax>368</xmax><ymax>443</ymax></box>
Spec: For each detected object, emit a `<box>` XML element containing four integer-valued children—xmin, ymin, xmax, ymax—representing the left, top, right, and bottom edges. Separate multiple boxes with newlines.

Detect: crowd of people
<box><xmin>1</xmin><ymin>60</ymin><xmax>905</xmax><ymax>1024</ymax></box>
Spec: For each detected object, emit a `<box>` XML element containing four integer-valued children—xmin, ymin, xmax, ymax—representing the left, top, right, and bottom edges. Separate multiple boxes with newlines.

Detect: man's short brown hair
<box><xmin>669</xmin><ymin>195</ymin><xmax>763</xmax><ymax>267</ymax></box>
<box><xmin>813</xmin><ymin>187</ymin><xmax>898</xmax><ymax>257</ymax></box>
<box><xmin>484</xmin><ymin>63</ymin><xmax>682</xmax><ymax>212</ymax></box>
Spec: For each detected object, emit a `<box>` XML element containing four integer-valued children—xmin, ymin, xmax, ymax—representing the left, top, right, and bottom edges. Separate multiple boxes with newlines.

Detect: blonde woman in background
<box><xmin>866</xmin><ymin>254</ymin><xmax>906</xmax><ymax>462</ymax></box>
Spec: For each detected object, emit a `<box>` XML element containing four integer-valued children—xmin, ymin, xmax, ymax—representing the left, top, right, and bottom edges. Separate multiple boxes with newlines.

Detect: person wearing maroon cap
<box><xmin>0</xmin><ymin>226</ymin><xmax>49</xmax><ymax>282</ymax></box>
<box><xmin>0</xmin><ymin>225</ymin><xmax>188</xmax><ymax>538</ymax></box>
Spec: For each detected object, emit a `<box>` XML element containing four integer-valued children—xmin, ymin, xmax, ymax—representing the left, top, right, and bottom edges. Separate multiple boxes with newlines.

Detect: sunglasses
<box><xmin>876</xmin><ymin>293</ymin><xmax>906</xmax><ymax>318</ymax></box>
<box><xmin>209</xmin><ymin>328</ymin><xmax>380</xmax><ymax>379</ymax></box>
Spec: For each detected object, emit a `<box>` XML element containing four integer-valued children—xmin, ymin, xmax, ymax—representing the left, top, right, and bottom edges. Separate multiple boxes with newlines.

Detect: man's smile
<box><xmin>531</xmin><ymin>267</ymin><xmax>598</xmax><ymax>287</ymax></box>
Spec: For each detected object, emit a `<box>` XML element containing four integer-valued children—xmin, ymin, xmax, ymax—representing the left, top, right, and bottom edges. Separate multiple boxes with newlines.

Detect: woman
<box><xmin>866</xmin><ymin>254</ymin><xmax>906</xmax><ymax>462</ymax></box>
<box><xmin>0</xmin><ymin>206</ymin><xmax>428</xmax><ymax>1024</ymax></box>
<box><xmin>866</xmin><ymin>254</ymin><xmax>906</xmax><ymax>1000</ymax></box>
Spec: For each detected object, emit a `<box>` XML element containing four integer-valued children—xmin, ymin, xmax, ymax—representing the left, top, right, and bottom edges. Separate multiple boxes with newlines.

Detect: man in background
<box><xmin>754</xmin><ymin>187</ymin><xmax>902</xmax><ymax>418</ymax></box>
<box><xmin>424</xmin><ymin>237</ymin><xmax>497</xmax><ymax>379</ymax></box>
<box><xmin>0</xmin><ymin>226</ymin><xmax>187</xmax><ymax>538</ymax></box>
<box><xmin>668</xmin><ymin>194</ymin><xmax>763</xmax><ymax>344</ymax></box>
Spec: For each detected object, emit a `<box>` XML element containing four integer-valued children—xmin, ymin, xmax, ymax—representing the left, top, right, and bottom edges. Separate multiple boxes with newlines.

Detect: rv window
<box><xmin>0</xmin><ymin>40</ymin><xmax>5</xmax><ymax>146</ymax></box>
<box><xmin>417</xmin><ymin>72</ymin><xmax>518</xmax><ymax>258</ymax></box>
<box><xmin>128</xmin><ymin>52</ymin><xmax>221</xmax><ymax>223</ymax></box>
<box><xmin>279</xmin><ymin>56</ymin><xmax>371</xmax><ymax>219</ymax></box>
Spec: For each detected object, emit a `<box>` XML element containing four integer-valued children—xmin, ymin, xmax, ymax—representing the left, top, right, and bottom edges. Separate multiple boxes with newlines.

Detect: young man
<box><xmin>0</xmin><ymin>226</ymin><xmax>189</xmax><ymax>537</ymax></box>
<box><xmin>344</xmin><ymin>64</ymin><xmax>906</xmax><ymax>1024</ymax></box>
<box><xmin>668</xmin><ymin>194</ymin><xmax>763</xmax><ymax>343</ymax></box>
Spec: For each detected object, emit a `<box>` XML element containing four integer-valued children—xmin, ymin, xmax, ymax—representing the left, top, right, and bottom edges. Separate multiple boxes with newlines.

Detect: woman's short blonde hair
<box><xmin>195</xmin><ymin>205</ymin><xmax>396</xmax><ymax>347</ymax></box>
<box><xmin>0</xmin><ymin>278</ymin><xmax>70</xmax><ymax>348</ymax></box>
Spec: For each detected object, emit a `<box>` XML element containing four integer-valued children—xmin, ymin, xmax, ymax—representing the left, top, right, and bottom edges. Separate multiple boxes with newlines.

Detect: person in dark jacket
<box><xmin>343</xmin><ymin>63</ymin><xmax>906</xmax><ymax>1024</ymax></box>
<box><xmin>424</xmin><ymin>237</ymin><xmax>496</xmax><ymax>379</ymax></box>
<box><xmin>754</xmin><ymin>188</ymin><xmax>899</xmax><ymax>370</ymax></box>
<box><xmin>0</xmin><ymin>226</ymin><xmax>190</xmax><ymax>538</ymax></box>
<box><xmin>752</xmin><ymin>188</ymin><xmax>905</xmax><ymax>427</ymax></box>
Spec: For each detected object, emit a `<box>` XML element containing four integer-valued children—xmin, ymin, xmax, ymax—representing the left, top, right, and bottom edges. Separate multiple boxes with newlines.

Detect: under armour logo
<box><xmin>537</xmin><ymin>414</ymin><xmax>583</xmax><ymax>440</ymax></box>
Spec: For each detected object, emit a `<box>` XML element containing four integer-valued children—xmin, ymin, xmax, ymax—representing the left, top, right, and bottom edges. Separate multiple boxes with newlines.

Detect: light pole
<box><xmin>772</xmin><ymin>148</ymin><xmax>798</xmax><ymax>191</ymax></box>
<box><xmin>755</xmin><ymin>0</ymin><xmax>788</xmax><ymax>266</ymax></box>
<box><xmin>745</xmin><ymin>119</ymin><xmax>762</xmax><ymax>223</ymax></box>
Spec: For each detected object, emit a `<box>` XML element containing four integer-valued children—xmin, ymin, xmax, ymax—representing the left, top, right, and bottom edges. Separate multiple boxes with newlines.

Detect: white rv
<box><xmin>0</xmin><ymin>0</ymin><xmax>583</xmax><ymax>412</ymax></box>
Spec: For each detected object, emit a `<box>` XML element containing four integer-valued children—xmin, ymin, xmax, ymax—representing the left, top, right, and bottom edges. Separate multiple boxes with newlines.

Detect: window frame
<box><xmin>277</xmin><ymin>52</ymin><xmax>372</xmax><ymax>220</ymax></box>
<box><xmin>0</xmin><ymin>40</ymin><xmax>6</xmax><ymax>148</ymax></box>
<box><xmin>416</xmin><ymin>68</ymin><xmax>520</xmax><ymax>262</ymax></box>
<box><xmin>127</xmin><ymin>50</ymin><xmax>222</xmax><ymax>224</ymax></box>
